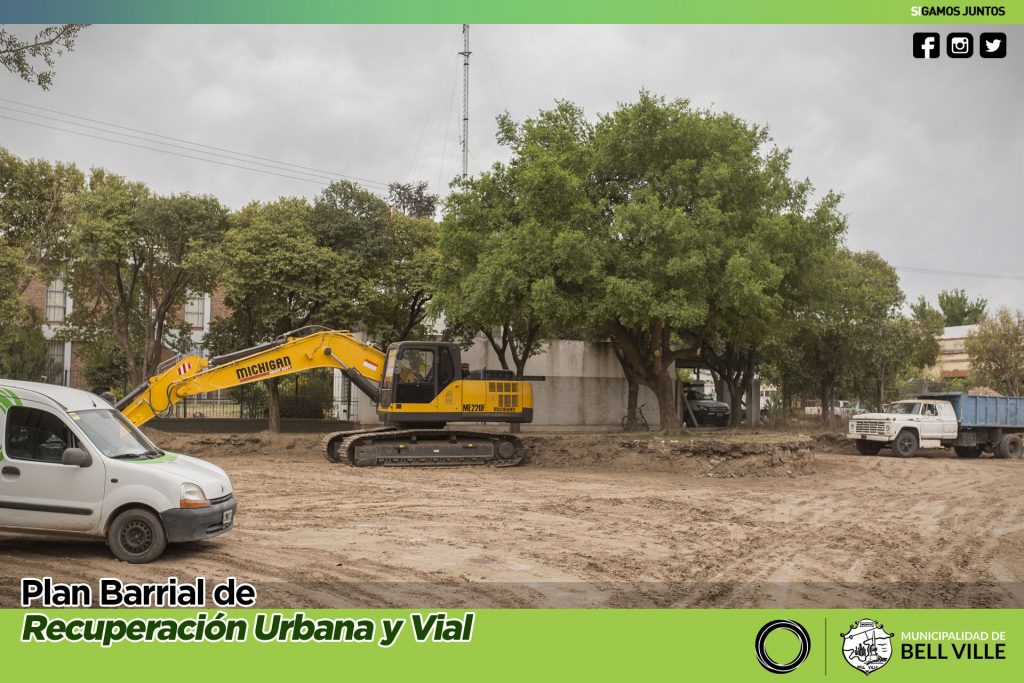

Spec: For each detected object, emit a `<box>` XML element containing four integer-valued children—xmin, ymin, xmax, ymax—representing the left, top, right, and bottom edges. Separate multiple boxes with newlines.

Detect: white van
<box><xmin>0</xmin><ymin>380</ymin><xmax>235</xmax><ymax>563</ymax></box>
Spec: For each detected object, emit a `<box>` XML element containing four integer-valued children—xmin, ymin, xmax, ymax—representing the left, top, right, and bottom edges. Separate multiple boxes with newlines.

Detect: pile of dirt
<box><xmin>522</xmin><ymin>434</ymin><xmax>815</xmax><ymax>477</ymax></box>
<box><xmin>813</xmin><ymin>432</ymin><xmax>860</xmax><ymax>454</ymax></box>
<box><xmin>968</xmin><ymin>386</ymin><xmax>1002</xmax><ymax>397</ymax></box>
<box><xmin>143</xmin><ymin>430</ymin><xmax>323</xmax><ymax>459</ymax></box>
<box><xmin>146</xmin><ymin>429</ymin><xmax>815</xmax><ymax>477</ymax></box>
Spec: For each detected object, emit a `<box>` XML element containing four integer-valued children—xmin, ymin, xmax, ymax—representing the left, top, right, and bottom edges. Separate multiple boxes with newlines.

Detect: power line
<box><xmin>0</xmin><ymin>104</ymin><xmax>387</xmax><ymax>188</ymax></box>
<box><xmin>404</xmin><ymin>31</ymin><xmax>463</xmax><ymax>184</ymax></box>
<box><xmin>475</xmin><ymin>26</ymin><xmax>511</xmax><ymax>112</ymax></box>
<box><xmin>0</xmin><ymin>96</ymin><xmax>391</xmax><ymax>189</ymax></box>
<box><xmin>0</xmin><ymin>114</ymin><xmax>337</xmax><ymax>187</ymax></box>
<box><xmin>894</xmin><ymin>265</ymin><xmax>1024</xmax><ymax>282</ymax></box>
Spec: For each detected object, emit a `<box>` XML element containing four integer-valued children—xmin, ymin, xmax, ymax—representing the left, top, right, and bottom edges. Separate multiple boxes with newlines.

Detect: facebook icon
<box><xmin>913</xmin><ymin>32</ymin><xmax>941</xmax><ymax>59</ymax></box>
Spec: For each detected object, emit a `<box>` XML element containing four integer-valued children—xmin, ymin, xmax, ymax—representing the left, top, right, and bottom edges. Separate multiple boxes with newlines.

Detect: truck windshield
<box><xmin>886</xmin><ymin>403</ymin><xmax>921</xmax><ymax>415</ymax></box>
<box><xmin>69</xmin><ymin>409</ymin><xmax>162</xmax><ymax>459</ymax></box>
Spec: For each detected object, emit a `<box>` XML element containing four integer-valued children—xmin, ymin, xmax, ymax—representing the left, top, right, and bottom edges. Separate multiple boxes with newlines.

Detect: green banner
<box><xmin>3</xmin><ymin>608</ymin><xmax>1022</xmax><ymax>681</ymax></box>
<box><xmin>0</xmin><ymin>1</ymin><xmax>1021</xmax><ymax>24</ymax></box>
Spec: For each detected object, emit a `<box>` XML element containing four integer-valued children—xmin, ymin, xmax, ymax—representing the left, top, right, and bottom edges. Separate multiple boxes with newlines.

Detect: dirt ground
<box><xmin>2</xmin><ymin>429</ymin><xmax>1022</xmax><ymax>608</ymax></box>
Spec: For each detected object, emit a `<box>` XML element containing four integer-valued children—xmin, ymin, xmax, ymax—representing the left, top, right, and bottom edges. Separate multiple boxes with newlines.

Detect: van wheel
<box><xmin>893</xmin><ymin>429</ymin><xmax>919</xmax><ymax>457</ymax></box>
<box><xmin>855</xmin><ymin>441</ymin><xmax>882</xmax><ymax>455</ymax></box>
<box><xmin>107</xmin><ymin>509</ymin><xmax>167</xmax><ymax>563</ymax></box>
<box><xmin>995</xmin><ymin>434</ymin><xmax>1023</xmax><ymax>459</ymax></box>
<box><xmin>954</xmin><ymin>446</ymin><xmax>982</xmax><ymax>458</ymax></box>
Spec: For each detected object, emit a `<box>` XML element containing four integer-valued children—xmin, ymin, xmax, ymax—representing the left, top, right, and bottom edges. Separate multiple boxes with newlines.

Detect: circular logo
<box><xmin>755</xmin><ymin>620</ymin><xmax>811</xmax><ymax>674</ymax></box>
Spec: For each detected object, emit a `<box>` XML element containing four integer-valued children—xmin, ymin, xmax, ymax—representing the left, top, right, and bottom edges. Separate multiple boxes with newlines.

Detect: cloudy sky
<box><xmin>1</xmin><ymin>24</ymin><xmax>1021</xmax><ymax>309</ymax></box>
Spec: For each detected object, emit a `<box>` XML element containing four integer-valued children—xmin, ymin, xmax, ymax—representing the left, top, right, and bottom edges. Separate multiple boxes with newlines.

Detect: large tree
<box><xmin>209</xmin><ymin>197</ymin><xmax>347</xmax><ymax>431</ymax></box>
<box><xmin>437</xmin><ymin>103</ymin><xmax>598</xmax><ymax>378</ymax></box>
<box><xmin>362</xmin><ymin>212</ymin><xmax>439</xmax><ymax>348</ymax></box>
<box><xmin>966</xmin><ymin>308</ymin><xmax>1024</xmax><ymax>396</ymax></box>
<box><xmin>0</xmin><ymin>147</ymin><xmax>84</xmax><ymax>288</ymax></box>
<box><xmin>388</xmin><ymin>181</ymin><xmax>438</xmax><ymax>219</ymax></box>
<box><xmin>553</xmin><ymin>94</ymin><xmax>845</xmax><ymax>432</ymax></box>
<box><xmin>1</xmin><ymin>24</ymin><xmax>88</xmax><ymax>89</ymax></box>
<box><xmin>913</xmin><ymin>289</ymin><xmax>988</xmax><ymax>327</ymax></box>
<box><xmin>0</xmin><ymin>237</ymin><xmax>48</xmax><ymax>380</ymax></box>
<box><xmin>770</xmin><ymin>250</ymin><xmax>907</xmax><ymax>425</ymax></box>
<box><xmin>62</xmin><ymin>170</ymin><xmax>228</xmax><ymax>385</ymax></box>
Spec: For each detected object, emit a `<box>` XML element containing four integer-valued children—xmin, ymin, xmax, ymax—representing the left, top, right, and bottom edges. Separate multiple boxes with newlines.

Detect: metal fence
<box><xmin>64</xmin><ymin>367</ymin><xmax>359</xmax><ymax>421</ymax></box>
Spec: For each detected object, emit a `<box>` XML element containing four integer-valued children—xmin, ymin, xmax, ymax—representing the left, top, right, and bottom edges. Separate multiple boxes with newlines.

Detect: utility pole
<box><xmin>459</xmin><ymin>24</ymin><xmax>471</xmax><ymax>178</ymax></box>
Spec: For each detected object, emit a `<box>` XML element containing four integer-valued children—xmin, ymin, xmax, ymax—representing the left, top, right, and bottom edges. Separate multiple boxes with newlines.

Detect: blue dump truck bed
<box><xmin>921</xmin><ymin>393</ymin><xmax>1024</xmax><ymax>429</ymax></box>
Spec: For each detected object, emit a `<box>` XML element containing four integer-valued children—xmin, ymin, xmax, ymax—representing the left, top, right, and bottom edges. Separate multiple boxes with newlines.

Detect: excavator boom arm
<box><xmin>118</xmin><ymin>330</ymin><xmax>385</xmax><ymax>427</ymax></box>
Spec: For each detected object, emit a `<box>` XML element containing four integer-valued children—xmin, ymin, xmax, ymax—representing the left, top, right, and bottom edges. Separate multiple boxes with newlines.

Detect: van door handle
<box><xmin>2</xmin><ymin>466</ymin><xmax>20</xmax><ymax>476</ymax></box>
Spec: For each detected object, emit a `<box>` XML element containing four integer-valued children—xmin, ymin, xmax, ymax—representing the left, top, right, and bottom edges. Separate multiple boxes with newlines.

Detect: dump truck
<box><xmin>847</xmin><ymin>392</ymin><xmax>1024</xmax><ymax>458</ymax></box>
<box><xmin>117</xmin><ymin>327</ymin><xmax>534</xmax><ymax>467</ymax></box>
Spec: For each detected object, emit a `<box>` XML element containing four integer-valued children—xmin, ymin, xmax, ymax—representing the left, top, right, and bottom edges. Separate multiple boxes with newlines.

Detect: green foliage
<box><xmin>913</xmin><ymin>289</ymin><xmax>988</xmax><ymax>327</ymax></box>
<box><xmin>76</xmin><ymin>334</ymin><xmax>133</xmax><ymax>395</ymax></box>
<box><xmin>765</xmin><ymin>250</ymin><xmax>915</xmax><ymax>419</ymax></box>
<box><xmin>436</xmin><ymin>101</ymin><xmax>599</xmax><ymax>374</ymax></box>
<box><xmin>0</xmin><ymin>306</ymin><xmax>48</xmax><ymax>381</ymax></box>
<box><xmin>965</xmin><ymin>308</ymin><xmax>1024</xmax><ymax>395</ymax></box>
<box><xmin>937</xmin><ymin>288</ymin><xmax>988</xmax><ymax>326</ymax></box>
<box><xmin>0</xmin><ymin>24</ymin><xmax>88</xmax><ymax>90</ymax></box>
<box><xmin>216</xmin><ymin>196</ymin><xmax>343</xmax><ymax>342</ymax></box>
<box><xmin>61</xmin><ymin>170</ymin><xmax>228</xmax><ymax>384</ymax></box>
<box><xmin>362</xmin><ymin>214</ymin><xmax>439</xmax><ymax>348</ymax></box>
<box><xmin>388</xmin><ymin>181</ymin><xmax>438</xmax><ymax>219</ymax></box>
<box><xmin>0</xmin><ymin>147</ymin><xmax>84</xmax><ymax>284</ymax></box>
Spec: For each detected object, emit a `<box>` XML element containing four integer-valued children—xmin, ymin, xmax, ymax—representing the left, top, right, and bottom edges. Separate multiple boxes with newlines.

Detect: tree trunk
<box><xmin>875</xmin><ymin>377</ymin><xmax>885</xmax><ymax>412</ymax></box>
<box><xmin>267</xmin><ymin>377</ymin><xmax>281</xmax><ymax>433</ymax></box>
<box><xmin>654</xmin><ymin>371</ymin><xmax>681</xmax><ymax>435</ymax></box>
<box><xmin>625</xmin><ymin>377</ymin><xmax>639</xmax><ymax>431</ymax></box>
<box><xmin>820</xmin><ymin>380</ymin><xmax>834</xmax><ymax>429</ymax></box>
<box><xmin>727</xmin><ymin>379</ymin><xmax>744</xmax><ymax>428</ymax></box>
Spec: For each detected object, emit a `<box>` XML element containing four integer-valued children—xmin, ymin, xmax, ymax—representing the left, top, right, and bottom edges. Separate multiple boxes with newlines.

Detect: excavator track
<box><xmin>321</xmin><ymin>428</ymin><xmax>524</xmax><ymax>467</ymax></box>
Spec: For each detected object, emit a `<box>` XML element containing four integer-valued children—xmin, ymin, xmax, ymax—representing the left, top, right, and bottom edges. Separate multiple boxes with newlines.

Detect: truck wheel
<box><xmin>893</xmin><ymin>429</ymin><xmax>919</xmax><ymax>458</ymax></box>
<box><xmin>855</xmin><ymin>440</ymin><xmax>882</xmax><ymax>455</ymax></box>
<box><xmin>995</xmin><ymin>434</ymin><xmax>1023</xmax><ymax>459</ymax></box>
<box><xmin>107</xmin><ymin>509</ymin><xmax>167</xmax><ymax>563</ymax></box>
<box><xmin>954</xmin><ymin>446</ymin><xmax>982</xmax><ymax>458</ymax></box>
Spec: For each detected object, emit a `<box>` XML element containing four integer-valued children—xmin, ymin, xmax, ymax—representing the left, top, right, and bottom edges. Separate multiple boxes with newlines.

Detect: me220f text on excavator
<box><xmin>118</xmin><ymin>327</ymin><xmax>534</xmax><ymax>467</ymax></box>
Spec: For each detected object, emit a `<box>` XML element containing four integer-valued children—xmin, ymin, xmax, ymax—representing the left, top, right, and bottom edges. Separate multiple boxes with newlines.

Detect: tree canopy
<box><xmin>966</xmin><ymin>308</ymin><xmax>1024</xmax><ymax>395</ymax></box>
<box><xmin>0</xmin><ymin>24</ymin><xmax>88</xmax><ymax>89</ymax></box>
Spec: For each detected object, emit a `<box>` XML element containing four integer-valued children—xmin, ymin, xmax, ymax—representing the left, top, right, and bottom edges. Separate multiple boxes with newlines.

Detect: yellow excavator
<box><xmin>117</xmin><ymin>327</ymin><xmax>533</xmax><ymax>467</ymax></box>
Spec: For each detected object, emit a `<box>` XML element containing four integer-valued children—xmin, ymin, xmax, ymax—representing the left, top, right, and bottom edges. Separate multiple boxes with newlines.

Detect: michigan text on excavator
<box><xmin>117</xmin><ymin>328</ymin><xmax>533</xmax><ymax>467</ymax></box>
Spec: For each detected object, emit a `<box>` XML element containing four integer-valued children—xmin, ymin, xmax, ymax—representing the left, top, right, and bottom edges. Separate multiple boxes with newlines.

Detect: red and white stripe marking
<box><xmin>176</xmin><ymin>361</ymin><xmax>193</xmax><ymax>376</ymax></box>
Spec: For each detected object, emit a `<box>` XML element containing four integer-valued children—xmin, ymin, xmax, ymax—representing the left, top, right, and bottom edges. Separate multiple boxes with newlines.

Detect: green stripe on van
<box><xmin>0</xmin><ymin>387</ymin><xmax>23</xmax><ymax>413</ymax></box>
<box><xmin>130</xmin><ymin>452</ymin><xmax>179</xmax><ymax>464</ymax></box>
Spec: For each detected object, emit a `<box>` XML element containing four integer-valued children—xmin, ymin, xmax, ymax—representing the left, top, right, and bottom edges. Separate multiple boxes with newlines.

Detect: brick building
<box><xmin>18</xmin><ymin>277</ymin><xmax>223</xmax><ymax>390</ymax></box>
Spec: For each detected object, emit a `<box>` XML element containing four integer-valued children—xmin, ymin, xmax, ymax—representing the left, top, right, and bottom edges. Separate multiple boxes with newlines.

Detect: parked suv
<box><xmin>0</xmin><ymin>380</ymin><xmax>236</xmax><ymax>562</ymax></box>
<box><xmin>682</xmin><ymin>389</ymin><xmax>731</xmax><ymax>427</ymax></box>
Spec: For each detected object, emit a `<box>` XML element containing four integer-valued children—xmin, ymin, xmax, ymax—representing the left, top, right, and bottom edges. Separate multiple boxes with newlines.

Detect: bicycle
<box><xmin>622</xmin><ymin>403</ymin><xmax>650</xmax><ymax>431</ymax></box>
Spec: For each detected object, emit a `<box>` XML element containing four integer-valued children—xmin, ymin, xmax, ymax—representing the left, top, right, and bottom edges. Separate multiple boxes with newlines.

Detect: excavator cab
<box><xmin>379</xmin><ymin>341</ymin><xmax>462</xmax><ymax>408</ymax></box>
<box><xmin>376</xmin><ymin>340</ymin><xmax>533</xmax><ymax>428</ymax></box>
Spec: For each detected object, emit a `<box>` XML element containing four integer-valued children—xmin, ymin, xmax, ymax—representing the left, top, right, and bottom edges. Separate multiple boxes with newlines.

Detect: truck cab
<box><xmin>847</xmin><ymin>399</ymin><xmax>958</xmax><ymax>457</ymax></box>
<box><xmin>0</xmin><ymin>380</ymin><xmax>236</xmax><ymax>562</ymax></box>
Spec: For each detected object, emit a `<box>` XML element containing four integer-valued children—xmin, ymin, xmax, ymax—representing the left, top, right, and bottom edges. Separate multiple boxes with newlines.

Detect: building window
<box><xmin>45</xmin><ymin>279</ymin><xmax>67</xmax><ymax>323</ymax></box>
<box><xmin>46</xmin><ymin>340</ymin><xmax>67</xmax><ymax>385</ymax></box>
<box><xmin>184</xmin><ymin>293</ymin><xmax>205</xmax><ymax>330</ymax></box>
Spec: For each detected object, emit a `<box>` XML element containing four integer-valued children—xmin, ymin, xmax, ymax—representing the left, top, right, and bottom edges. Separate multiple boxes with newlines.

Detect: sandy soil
<box><xmin>2</xmin><ymin>430</ymin><xmax>1022</xmax><ymax>608</ymax></box>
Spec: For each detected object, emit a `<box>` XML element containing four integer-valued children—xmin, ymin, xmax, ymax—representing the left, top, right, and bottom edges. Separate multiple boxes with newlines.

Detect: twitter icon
<box><xmin>980</xmin><ymin>32</ymin><xmax>1007</xmax><ymax>58</ymax></box>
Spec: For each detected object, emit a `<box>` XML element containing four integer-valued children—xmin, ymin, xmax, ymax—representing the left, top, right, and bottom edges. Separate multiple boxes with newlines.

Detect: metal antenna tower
<box><xmin>459</xmin><ymin>24</ymin><xmax>471</xmax><ymax>178</ymax></box>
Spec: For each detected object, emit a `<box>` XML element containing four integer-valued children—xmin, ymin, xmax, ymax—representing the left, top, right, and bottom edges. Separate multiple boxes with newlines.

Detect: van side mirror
<box><xmin>62</xmin><ymin>447</ymin><xmax>92</xmax><ymax>468</ymax></box>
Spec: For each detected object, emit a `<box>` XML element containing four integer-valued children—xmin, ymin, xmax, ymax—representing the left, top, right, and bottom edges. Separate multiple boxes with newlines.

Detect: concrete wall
<box><xmin>355</xmin><ymin>337</ymin><xmax>659</xmax><ymax>428</ymax></box>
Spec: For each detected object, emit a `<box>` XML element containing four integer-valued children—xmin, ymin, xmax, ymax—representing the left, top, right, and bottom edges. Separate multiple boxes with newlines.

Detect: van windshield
<box><xmin>69</xmin><ymin>409</ymin><xmax>162</xmax><ymax>459</ymax></box>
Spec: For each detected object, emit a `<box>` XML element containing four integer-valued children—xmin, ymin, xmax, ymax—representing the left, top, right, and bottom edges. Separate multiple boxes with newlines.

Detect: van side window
<box><xmin>4</xmin><ymin>406</ymin><xmax>76</xmax><ymax>463</ymax></box>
